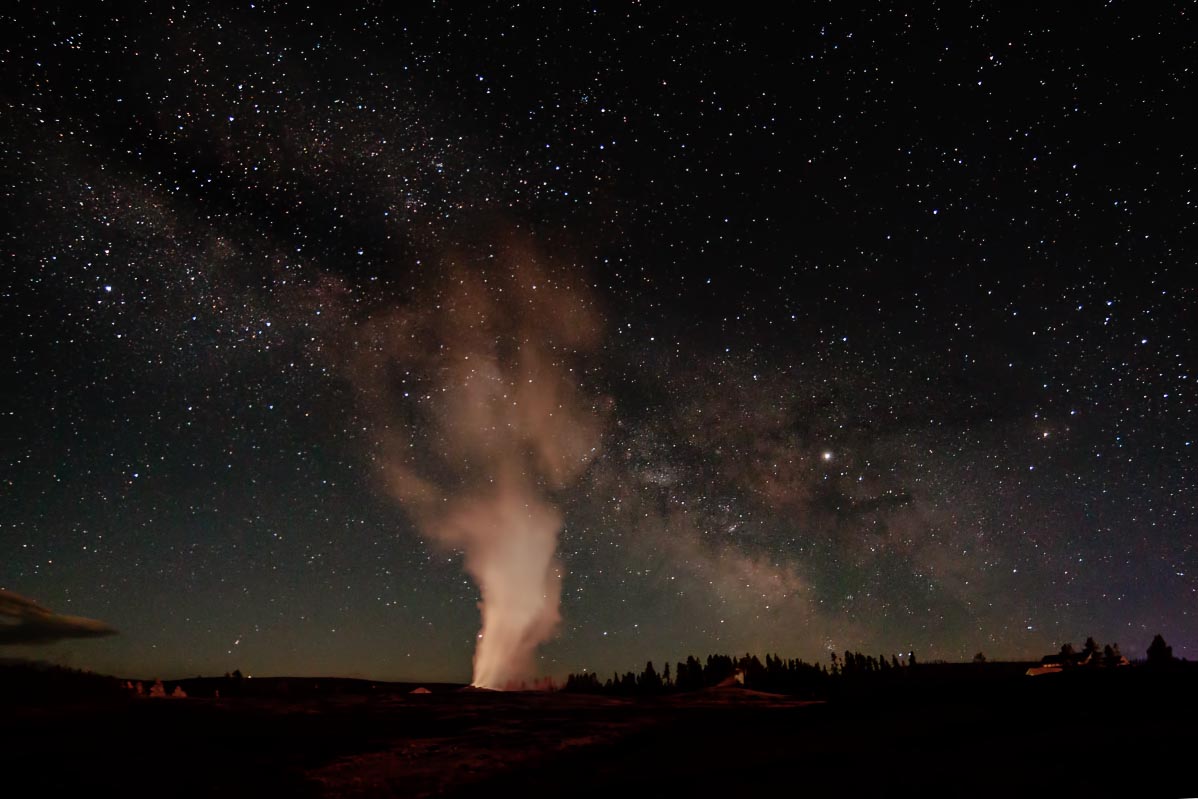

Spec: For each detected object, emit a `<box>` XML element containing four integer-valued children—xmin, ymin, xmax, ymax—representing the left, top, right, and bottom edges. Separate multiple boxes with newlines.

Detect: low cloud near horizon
<box><xmin>0</xmin><ymin>589</ymin><xmax>117</xmax><ymax>645</ymax></box>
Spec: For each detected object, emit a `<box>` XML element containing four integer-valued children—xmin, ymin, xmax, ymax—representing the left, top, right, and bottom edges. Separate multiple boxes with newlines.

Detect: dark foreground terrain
<box><xmin>2</xmin><ymin>667</ymin><xmax>1194</xmax><ymax>797</ymax></box>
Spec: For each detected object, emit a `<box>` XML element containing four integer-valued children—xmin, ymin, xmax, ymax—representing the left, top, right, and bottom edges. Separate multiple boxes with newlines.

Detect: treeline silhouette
<box><xmin>564</xmin><ymin>650</ymin><xmax>919</xmax><ymax>697</ymax></box>
<box><xmin>565</xmin><ymin>633</ymin><xmax>1187</xmax><ymax>697</ymax></box>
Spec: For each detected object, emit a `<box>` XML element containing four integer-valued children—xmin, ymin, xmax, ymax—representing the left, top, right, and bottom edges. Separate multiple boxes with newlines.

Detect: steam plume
<box><xmin>352</xmin><ymin>238</ymin><xmax>602</xmax><ymax>688</ymax></box>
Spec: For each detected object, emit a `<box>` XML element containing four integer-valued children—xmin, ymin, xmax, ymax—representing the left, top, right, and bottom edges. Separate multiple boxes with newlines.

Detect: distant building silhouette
<box><xmin>1026</xmin><ymin>640</ymin><xmax>1129</xmax><ymax>676</ymax></box>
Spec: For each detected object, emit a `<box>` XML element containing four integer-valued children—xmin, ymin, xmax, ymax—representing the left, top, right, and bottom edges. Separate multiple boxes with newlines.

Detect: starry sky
<box><xmin>3</xmin><ymin>3</ymin><xmax>1194</xmax><ymax>682</ymax></box>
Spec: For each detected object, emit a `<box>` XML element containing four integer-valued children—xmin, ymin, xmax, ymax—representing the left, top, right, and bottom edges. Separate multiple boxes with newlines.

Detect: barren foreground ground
<box><xmin>3</xmin><ymin>673</ymin><xmax>1194</xmax><ymax>797</ymax></box>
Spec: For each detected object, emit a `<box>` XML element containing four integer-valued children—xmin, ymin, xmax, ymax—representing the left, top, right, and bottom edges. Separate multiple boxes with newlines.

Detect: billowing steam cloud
<box><xmin>350</xmin><ymin>238</ymin><xmax>603</xmax><ymax>688</ymax></box>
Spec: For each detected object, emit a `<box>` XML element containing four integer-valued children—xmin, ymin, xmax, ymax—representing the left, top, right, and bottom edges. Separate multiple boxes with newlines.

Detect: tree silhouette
<box><xmin>1103</xmin><ymin>643</ymin><xmax>1122</xmax><ymax>667</ymax></box>
<box><xmin>703</xmin><ymin>654</ymin><xmax>734</xmax><ymax>686</ymax></box>
<box><xmin>1146</xmin><ymin>634</ymin><xmax>1174</xmax><ymax>665</ymax></box>
<box><xmin>638</xmin><ymin>661</ymin><xmax>663</xmax><ymax>693</ymax></box>
<box><xmin>739</xmin><ymin>654</ymin><xmax>765</xmax><ymax>687</ymax></box>
<box><xmin>675</xmin><ymin>655</ymin><xmax>704</xmax><ymax>691</ymax></box>
<box><xmin>563</xmin><ymin>671</ymin><xmax>603</xmax><ymax>693</ymax></box>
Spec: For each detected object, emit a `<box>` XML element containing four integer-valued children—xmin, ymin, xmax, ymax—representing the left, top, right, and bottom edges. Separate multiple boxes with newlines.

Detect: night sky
<box><xmin>3</xmin><ymin>3</ymin><xmax>1194</xmax><ymax>683</ymax></box>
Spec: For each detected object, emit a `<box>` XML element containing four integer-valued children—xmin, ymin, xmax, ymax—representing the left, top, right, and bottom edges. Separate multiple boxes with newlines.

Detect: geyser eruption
<box><xmin>352</xmin><ymin>238</ymin><xmax>602</xmax><ymax>688</ymax></box>
<box><xmin>440</xmin><ymin>481</ymin><xmax>565</xmax><ymax>688</ymax></box>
